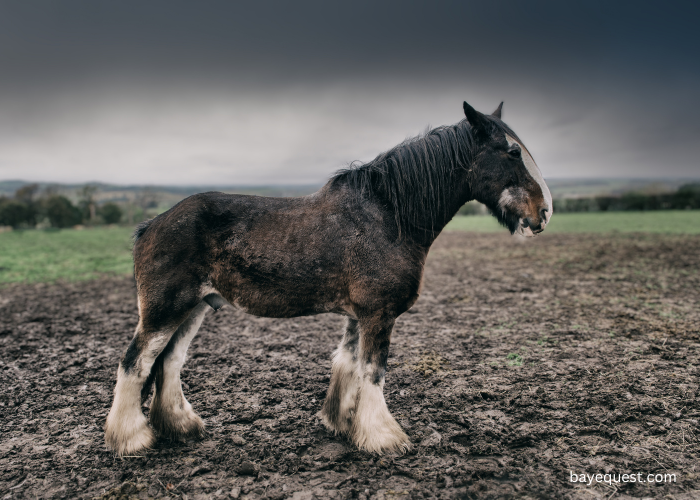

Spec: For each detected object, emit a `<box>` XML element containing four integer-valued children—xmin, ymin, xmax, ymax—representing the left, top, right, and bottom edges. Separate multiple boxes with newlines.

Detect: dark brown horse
<box><xmin>105</xmin><ymin>101</ymin><xmax>552</xmax><ymax>455</ymax></box>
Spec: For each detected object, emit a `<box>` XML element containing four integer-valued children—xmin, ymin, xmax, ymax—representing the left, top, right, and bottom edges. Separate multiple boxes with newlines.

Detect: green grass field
<box><xmin>0</xmin><ymin>227</ymin><xmax>134</xmax><ymax>284</ymax></box>
<box><xmin>446</xmin><ymin>210</ymin><xmax>700</xmax><ymax>234</ymax></box>
<box><xmin>1</xmin><ymin>210</ymin><xmax>699</xmax><ymax>284</ymax></box>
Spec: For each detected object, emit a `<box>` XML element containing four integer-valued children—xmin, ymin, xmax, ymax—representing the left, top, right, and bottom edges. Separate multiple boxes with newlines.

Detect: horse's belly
<box><xmin>219</xmin><ymin>281</ymin><xmax>349</xmax><ymax>319</ymax></box>
<box><xmin>231</xmin><ymin>298</ymin><xmax>329</xmax><ymax>318</ymax></box>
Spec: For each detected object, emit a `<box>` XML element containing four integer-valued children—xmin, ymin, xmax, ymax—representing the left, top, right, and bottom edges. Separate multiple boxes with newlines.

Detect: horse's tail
<box><xmin>133</xmin><ymin>218</ymin><xmax>154</xmax><ymax>243</ymax></box>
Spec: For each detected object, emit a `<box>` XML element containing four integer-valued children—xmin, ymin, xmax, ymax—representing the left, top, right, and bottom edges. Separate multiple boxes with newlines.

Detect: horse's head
<box><xmin>463</xmin><ymin>101</ymin><xmax>552</xmax><ymax>236</ymax></box>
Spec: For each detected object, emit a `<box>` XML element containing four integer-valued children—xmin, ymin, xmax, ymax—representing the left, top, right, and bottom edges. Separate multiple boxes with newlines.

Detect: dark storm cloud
<box><xmin>2</xmin><ymin>1</ymin><xmax>697</xmax><ymax>82</ymax></box>
<box><xmin>0</xmin><ymin>1</ymin><xmax>698</xmax><ymax>184</ymax></box>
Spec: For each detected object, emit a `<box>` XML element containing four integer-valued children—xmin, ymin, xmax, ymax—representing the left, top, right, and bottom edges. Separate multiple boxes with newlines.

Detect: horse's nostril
<box><xmin>540</xmin><ymin>208</ymin><xmax>548</xmax><ymax>223</ymax></box>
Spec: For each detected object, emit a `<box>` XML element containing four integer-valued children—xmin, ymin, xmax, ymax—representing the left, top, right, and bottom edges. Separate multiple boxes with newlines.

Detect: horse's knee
<box><xmin>121</xmin><ymin>329</ymin><xmax>170</xmax><ymax>380</ymax></box>
<box><xmin>121</xmin><ymin>337</ymin><xmax>153</xmax><ymax>382</ymax></box>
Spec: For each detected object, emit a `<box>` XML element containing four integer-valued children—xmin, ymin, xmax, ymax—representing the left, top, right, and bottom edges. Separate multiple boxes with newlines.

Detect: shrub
<box><xmin>673</xmin><ymin>183</ymin><xmax>700</xmax><ymax>209</ymax></box>
<box><xmin>553</xmin><ymin>197</ymin><xmax>598</xmax><ymax>213</ymax></box>
<box><xmin>44</xmin><ymin>195</ymin><xmax>82</xmax><ymax>228</ymax></box>
<box><xmin>457</xmin><ymin>200</ymin><xmax>487</xmax><ymax>216</ymax></box>
<box><xmin>99</xmin><ymin>203</ymin><xmax>123</xmax><ymax>224</ymax></box>
<box><xmin>553</xmin><ymin>184</ymin><xmax>700</xmax><ymax>213</ymax></box>
<box><xmin>0</xmin><ymin>199</ymin><xmax>35</xmax><ymax>228</ymax></box>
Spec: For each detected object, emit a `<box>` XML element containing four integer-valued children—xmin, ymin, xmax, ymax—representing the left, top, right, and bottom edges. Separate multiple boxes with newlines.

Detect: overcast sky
<box><xmin>0</xmin><ymin>1</ymin><xmax>698</xmax><ymax>185</ymax></box>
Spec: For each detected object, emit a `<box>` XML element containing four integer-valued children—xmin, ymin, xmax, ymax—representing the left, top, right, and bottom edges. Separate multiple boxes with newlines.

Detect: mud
<box><xmin>1</xmin><ymin>232</ymin><xmax>699</xmax><ymax>499</ymax></box>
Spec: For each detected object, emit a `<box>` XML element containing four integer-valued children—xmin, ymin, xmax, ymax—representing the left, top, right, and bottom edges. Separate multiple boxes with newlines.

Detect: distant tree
<box><xmin>15</xmin><ymin>183</ymin><xmax>39</xmax><ymax>204</ymax></box>
<box><xmin>42</xmin><ymin>185</ymin><xmax>60</xmax><ymax>197</ymax></box>
<box><xmin>137</xmin><ymin>187</ymin><xmax>159</xmax><ymax>210</ymax></box>
<box><xmin>595</xmin><ymin>196</ymin><xmax>616</xmax><ymax>212</ymax></box>
<box><xmin>673</xmin><ymin>183</ymin><xmax>700</xmax><ymax>209</ymax></box>
<box><xmin>78</xmin><ymin>184</ymin><xmax>99</xmax><ymax>222</ymax></box>
<box><xmin>457</xmin><ymin>200</ymin><xmax>487</xmax><ymax>216</ymax></box>
<box><xmin>45</xmin><ymin>195</ymin><xmax>82</xmax><ymax>228</ymax></box>
<box><xmin>99</xmin><ymin>203</ymin><xmax>123</xmax><ymax>224</ymax></box>
<box><xmin>0</xmin><ymin>183</ymin><xmax>41</xmax><ymax>227</ymax></box>
<box><xmin>621</xmin><ymin>192</ymin><xmax>649</xmax><ymax>211</ymax></box>
<box><xmin>0</xmin><ymin>198</ymin><xmax>34</xmax><ymax>228</ymax></box>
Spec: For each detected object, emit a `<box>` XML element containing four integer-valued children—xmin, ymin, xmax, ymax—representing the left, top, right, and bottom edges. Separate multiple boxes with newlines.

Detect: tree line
<box><xmin>0</xmin><ymin>184</ymin><xmax>123</xmax><ymax>229</ymax></box>
<box><xmin>456</xmin><ymin>183</ymin><xmax>700</xmax><ymax>216</ymax></box>
<box><xmin>551</xmin><ymin>183</ymin><xmax>700</xmax><ymax>213</ymax></box>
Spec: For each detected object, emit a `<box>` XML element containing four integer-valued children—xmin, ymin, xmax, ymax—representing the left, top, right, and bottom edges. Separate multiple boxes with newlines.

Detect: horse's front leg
<box><xmin>351</xmin><ymin>312</ymin><xmax>410</xmax><ymax>453</ymax></box>
<box><xmin>321</xmin><ymin>318</ymin><xmax>361</xmax><ymax>434</ymax></box>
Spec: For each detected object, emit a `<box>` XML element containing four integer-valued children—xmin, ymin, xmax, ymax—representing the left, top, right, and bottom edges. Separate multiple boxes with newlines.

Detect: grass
<box><xmin>506</xmin><ymin>353</ymin><xmax>523</xmax><ymax>367</ymax></box>
<box><xmin>446</xmin><ymin>210</ymin><xmax>700</xmax><ymax>234</ymax></box>
<box><xmin>0</xmin><ymin>227</ymin><xmax>134</xmax><ymax>284</ymax></box>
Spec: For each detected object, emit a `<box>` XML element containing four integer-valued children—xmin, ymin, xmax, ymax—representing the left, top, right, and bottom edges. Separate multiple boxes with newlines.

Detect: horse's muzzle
<box><xmin>521</xmin><ymin>217</ymin><xmax>544</xmax><ymax>234</ymax></box>
<box><xmin>521</xmin><ymin>207</ymin><xmax>549</xmax><ymax>235</ymax></box>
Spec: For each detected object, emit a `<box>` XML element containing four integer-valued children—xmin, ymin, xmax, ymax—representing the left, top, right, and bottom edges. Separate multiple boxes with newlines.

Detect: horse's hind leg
<box><xmin>351</xmin><ymin>312</ymin><xmax>409</xmax><ymax>454</ymax></box>
<box><xmin>149</xmin><ymin>301</ymin><xmax>209</xmax><ymax>440</ymax></box>
<box><xmin>104</xmin><ymin>322</ymin><xmax>179</xmax><ymax>455</ymax></box>
<box><xmin>104</xmin><ymin>282</ymin><xmax>203</xmax><ymax>456</ymax></box>
<box><xmin>320</xmin><ymin>318</ymin><xmax>361</xmax><ymax>435</ymax></box>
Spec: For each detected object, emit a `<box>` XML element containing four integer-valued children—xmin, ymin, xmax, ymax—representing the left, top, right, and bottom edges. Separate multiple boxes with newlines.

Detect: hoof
<box><xmin>318</xmin><ymin>409</ymin><xmax>352</xmax><ymax>436</ymax></box>
<box><xmin>150</xmin><ymin>399</ymin><xmax>205</xmax><ymax>440</ymax></box>
<box><xmin>105</xmin><ymin>413</ymin><xmax>156</xmax><ymax>456</ymax></box>
<box><xmin>352</xmin><ymin>419</ymin><xmax>411</xmax><ymax>454</ymax></box>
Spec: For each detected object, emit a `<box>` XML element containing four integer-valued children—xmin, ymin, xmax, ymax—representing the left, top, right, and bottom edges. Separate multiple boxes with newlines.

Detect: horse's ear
<box><xmin>463</xmin><ymin>101</ymin><xmax>488</xmax><ymax>133</ymax></box>
<box><xmin>492</xmin><ymin>102</ymin><xmax>503</xmax><ymax>119</ymax></box>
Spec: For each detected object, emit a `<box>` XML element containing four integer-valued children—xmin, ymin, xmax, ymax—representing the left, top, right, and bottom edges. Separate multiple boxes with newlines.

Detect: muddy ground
<box><xmin>1</xmin><ymin>232</ymin><xmax>699</xmax><ymax>500</ymax></box>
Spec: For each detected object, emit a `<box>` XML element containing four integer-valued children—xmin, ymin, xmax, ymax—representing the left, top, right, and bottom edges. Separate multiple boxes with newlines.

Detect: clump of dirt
<box><xmin>1</xmin><ymin>232</ymin><xmax>699</xmax><ymax>499</ymax></box>
<box><xmin>94</xmin><ymin>481</ymin><xmax>150</xmax><ymax>500</ymax></box>
<box><xmin>409</xmin><ymin>352</ymin><xmax>449</xmax><ymax>377</ymax></box>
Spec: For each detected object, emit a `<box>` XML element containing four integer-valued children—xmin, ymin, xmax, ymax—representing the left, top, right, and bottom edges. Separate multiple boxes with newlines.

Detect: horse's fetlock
<box><xmin>104</xmin><ymin>411</ymin><xmax>155</xmax><ymax>456</ymax></box>
<box><xmin>150</xmin><ymin>392</ymin><xmax>205</xmax><ymax>440</ymax></box>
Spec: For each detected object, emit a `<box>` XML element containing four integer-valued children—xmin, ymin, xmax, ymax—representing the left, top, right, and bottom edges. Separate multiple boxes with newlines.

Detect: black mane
<box><xmin>330</xmin><ymin>119</ymin><xmax>491</xmax><ymax>238</ymax></box>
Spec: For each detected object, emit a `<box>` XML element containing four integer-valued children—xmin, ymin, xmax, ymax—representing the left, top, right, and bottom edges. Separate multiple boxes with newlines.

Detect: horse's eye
<box><xmin>508</xmin><ymin>148</ymin><xmax>521</xmax><ymax>159</ymax></box>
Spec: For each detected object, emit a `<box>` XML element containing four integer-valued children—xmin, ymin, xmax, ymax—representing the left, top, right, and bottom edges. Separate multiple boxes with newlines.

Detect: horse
<box><xmin>104</xmin><ymin>101</ymin><xmax>553</xmax><ymax>456</ymax></box>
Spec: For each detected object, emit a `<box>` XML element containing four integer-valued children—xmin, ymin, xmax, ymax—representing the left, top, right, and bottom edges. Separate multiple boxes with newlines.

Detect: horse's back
<box><xmin>133</xmin><ymin>191</ymin><xmax>306</xmax><ymax>279</ymax></box>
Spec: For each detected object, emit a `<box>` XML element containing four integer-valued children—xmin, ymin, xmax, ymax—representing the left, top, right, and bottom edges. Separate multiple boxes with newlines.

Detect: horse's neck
<box><xmin>401</xmin><ymin>166</ymin><xmax>472</xmax><ymax>248</ymax></box>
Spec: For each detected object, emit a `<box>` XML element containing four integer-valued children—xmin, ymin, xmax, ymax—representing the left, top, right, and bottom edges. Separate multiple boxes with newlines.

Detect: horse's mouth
<box><xmin>517</xmin><ymin>218</ymin><xmax>546</xmax><ymax>237</ymax></box>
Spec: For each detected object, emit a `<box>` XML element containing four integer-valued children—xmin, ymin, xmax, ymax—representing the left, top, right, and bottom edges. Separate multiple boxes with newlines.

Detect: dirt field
<box><xmin>1</xmin><ymin>232</ymin><xmax>699</xmax><ymax>499</ymax></box>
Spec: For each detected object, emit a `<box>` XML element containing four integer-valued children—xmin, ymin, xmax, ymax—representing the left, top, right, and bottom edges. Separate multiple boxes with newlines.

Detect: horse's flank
<box><xmin>133</xmin><ymin>185</ymin><xmax>426</xmax><ymax>324</ymax></box>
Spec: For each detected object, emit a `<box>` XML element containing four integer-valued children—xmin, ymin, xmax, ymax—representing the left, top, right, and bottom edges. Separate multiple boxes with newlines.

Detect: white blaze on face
<box><xmin>505</xmin><ymin>134</ymin><xmax>553</xmax><ymax>225</ymax></box>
